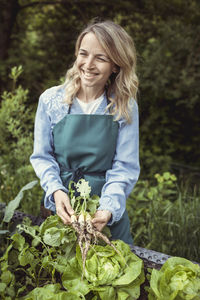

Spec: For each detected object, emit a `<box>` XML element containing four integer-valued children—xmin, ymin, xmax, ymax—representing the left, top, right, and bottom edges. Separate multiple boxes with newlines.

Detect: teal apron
<box><xmin>52</xmin><ymin>104</ymin><xmax>133</xmax><ymax>244</ymax></box>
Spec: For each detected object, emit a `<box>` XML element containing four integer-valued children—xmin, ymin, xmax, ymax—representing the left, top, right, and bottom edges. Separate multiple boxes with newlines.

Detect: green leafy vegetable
<box><xmin>148</xmin><ymin>257</ymin><xmax>200</xmax><ymax>299</ymax></box>
<box><xmin>0</xmin><ymin>179</ymin><xmax>145</xmax><ymax>299</ymax></box>
<box><xmin>62</xmin><ymin>240</ymin><xmax>145</xmax><ymax>299</ymax></box>
<box><xmin>22</xmin><ymin>283</ymin><xmax>85</xmax><ymax>299</ymax></box>
<box><xmin>0</xmin><ymin>215</ymin><xmax>77</xmax><ymax>299</ymax></box>
<box><xmin>69</xmin><ymin>179</ymin><xmax>99</xmax><ymax>215</ymax></box>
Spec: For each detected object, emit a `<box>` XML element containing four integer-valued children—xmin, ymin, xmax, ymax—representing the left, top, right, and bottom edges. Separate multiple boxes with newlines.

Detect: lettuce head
<box><xmin>62</xmin><ymin>240</ymin><xmax>145</xmax><ymax>300</ymax></box>
<box><xmin>148</xmin><ymin>257</ymin><xmax>200</xmax><ymax>300</ymax></box>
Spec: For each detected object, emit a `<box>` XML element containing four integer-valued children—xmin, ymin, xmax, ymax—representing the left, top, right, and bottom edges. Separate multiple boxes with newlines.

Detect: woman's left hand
<box><xmin>92</xmin><ymin>210</ymin><xmax>112</xmax><ymax>232</ymax></box>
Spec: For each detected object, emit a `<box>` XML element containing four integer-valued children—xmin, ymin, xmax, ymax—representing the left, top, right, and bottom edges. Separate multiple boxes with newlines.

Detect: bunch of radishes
<box><xmin>69</xmin><ymin>179</ymin><xmax>124</xmax><ymax>276</ymax></box>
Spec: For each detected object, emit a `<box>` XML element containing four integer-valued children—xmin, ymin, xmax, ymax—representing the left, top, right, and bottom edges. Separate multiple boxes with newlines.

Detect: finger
<box><xmin>92</xmin><ymin>214</ymin><xmax>109</xmax><ymax>224</ymax></box>
<box><xmin>62</xmin><ymin>196</ymin><xmax>75</xmax><ymax>216</ymax></box>
<box><xmin>65</xmin><ymin>202</ymin><xmax>75</xmax><ymax>216</ymax></box>
<box><xmin>92</xmin><ymin>216</ymin><xmax>101</xmax><ymax>223</ymax></box>
<box><xmin>56</xmin><ymin>205</ymin><xmax>71</xmax><ymax>224</ymax></box>
<box><xmin>58</xmin><ymin>211</ymin><xmax>71</xmax><ymax>224</ymax></box>
<box><xmin>93</xmin><ymin>222</ymin><xmax>106</xmax><ymax>232</ymax></box>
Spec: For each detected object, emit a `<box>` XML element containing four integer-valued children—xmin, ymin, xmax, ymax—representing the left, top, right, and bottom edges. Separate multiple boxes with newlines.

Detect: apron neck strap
<box><xmin>68</xmin><ymin>104</ymin><xmax>72</xmax><ymax>114</ymax></box>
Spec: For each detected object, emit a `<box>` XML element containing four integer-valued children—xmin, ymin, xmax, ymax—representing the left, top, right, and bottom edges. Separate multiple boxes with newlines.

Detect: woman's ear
<box><xmin>112</xmin><ymin>65</ymin><xmax>119</xmax><ymax>73</ymax></box>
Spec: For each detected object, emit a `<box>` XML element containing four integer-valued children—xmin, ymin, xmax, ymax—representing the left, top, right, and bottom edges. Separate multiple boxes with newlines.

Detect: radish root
<box><xmin>71</xmin><ymin>212</ymin><xmax>126</xmax><ymax>278</ymax></box>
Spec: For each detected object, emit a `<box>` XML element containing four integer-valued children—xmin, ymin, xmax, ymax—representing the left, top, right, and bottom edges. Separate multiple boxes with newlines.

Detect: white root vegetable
<box><xmin>85</xmin><ymin>213</ymin><xmax>125</xmax><ymax>260</ymax></box>
<box><xmin>69</xmin><ymin>179</ymin><xmax>127</xmax><ymax>278</ymax></box>
<box><xmin>71</xmin><ymin>214</ymin><xmax>80</xmax><ymax>233</ymax></box>
<box><xmin>70</xmin><ymin>212</ymin><xmax>126</xmax><ymax>278</ymax></box>
<box><xmin>82</xmin><ymin>232</ymin><xmax>92</xmax><ymax>279</ymax></box>
<box><xmin>78</xmin><ymin>213</ymin><xmax>86</xmax><ymax>263</ymax></box>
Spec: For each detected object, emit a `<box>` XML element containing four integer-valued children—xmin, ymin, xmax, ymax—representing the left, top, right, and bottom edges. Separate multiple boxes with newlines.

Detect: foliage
<box><xmin>62</xmin><ymin>240</ymin><xmax>145</xmax><ymax>299</ymax></box>
<box><xmin>3</xmin><ymin>180</ymin><xmax>37</xmax><ymax>223</ymax></box>
<box><xmin>1</xmin><ymin>179</ymin><xmax>200</xmax><ymax>299</ymax></box>
<box><xmin>0</xmin><ymin>4</ymin><xmax>200</xmax><ymax>292</ymax></box>
<box><xmin>20</xmin><ymin>284</ymin><xmax>81</xmax><ymax>300</ymax></box>
<box><xmin>0</xmin><ymin>180</ymin><xmax>38</xmax><ymax>257</ymax></box>
<box><xmin>0</xmin><ymin>66</ymin><xmax>41</xmax><ymax>215</ymax></box>
<box><xmin>127</xmin><ymin>172</ymin><xmax>200</xmax><ymax>261</ymax></box>
<box><xmin>0</xmin><ymin>215</ymin><xmax>77</xmax><ymax>299</ymax></box>
<box><xmin>148</xmin><ymin>257</ymin><xmax>200</xmax><ymax>299</ymax></box>
<box><xmin>1</xmin><ymin>1</ymin><xmax>200</xmax><ymax>175</ymax></box>
<box><xmin>1</xmin><ymin>0</ymin><xmax>200</xmax><ymax>178</ymax></box>
<box><xmin>137</xmin><ymin>16</ymin><xmax>200</xmax><ymax>176</ymax></box>
<box><xmin>0</xmin><ymin>179</ymin><xmax>145</xmax><ymax>300</ymax></box>
<box><xmin>68</xmin><ymin>179</ymin><xmax>99</xmax><ymax>216</ymax></box>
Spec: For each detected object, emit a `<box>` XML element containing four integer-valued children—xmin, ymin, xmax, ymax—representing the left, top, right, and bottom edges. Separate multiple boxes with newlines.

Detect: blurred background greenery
<box><xmin>0</xmin><ymin>0</ymin><xmax>199</xmax><ymax>260</ymax></box>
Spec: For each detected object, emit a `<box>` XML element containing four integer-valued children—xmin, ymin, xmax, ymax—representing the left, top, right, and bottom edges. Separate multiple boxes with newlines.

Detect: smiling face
<box><xmin>76</xmin><ymin>32</ymin><xmax>115</xmax><ymax>95</ymax></box>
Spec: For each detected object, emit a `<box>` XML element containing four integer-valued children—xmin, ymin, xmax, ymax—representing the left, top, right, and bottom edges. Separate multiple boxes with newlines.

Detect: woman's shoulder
<box><xmin>39</xmin><ymin>84</ymin><xmax>65</xmax><ymax>105</ymax></box>
<box><xmin>38</xmin><ymin>84</ymin><xmax>69</xmax><ymax>118</ymax></box>
<box><xmin>129</xmin><ymin>97</ymin><xmax>138</xmax><ymax>108</ymax></box>
<box><xmin>116</xmin><ymin>98</ymin><xmax>138</xmax><ymax>126</ymax></box>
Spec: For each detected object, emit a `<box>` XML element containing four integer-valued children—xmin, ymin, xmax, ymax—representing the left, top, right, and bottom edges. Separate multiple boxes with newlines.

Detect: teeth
<box><xmin>82</xmin><ymin>70</ymin><xmax>98</xmax><ymax>77</ymax></box>
<box><xmin>85</xmin><ymin>72</ymin><xmax>96</xmax><ymax>76</ymax></box>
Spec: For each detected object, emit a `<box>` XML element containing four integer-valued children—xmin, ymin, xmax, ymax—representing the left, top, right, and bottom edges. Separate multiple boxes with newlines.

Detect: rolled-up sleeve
<box><xmin>98</xmin><ymin>100</ymin><xmax>140</xmax><ymax>225</ymax></box>
<box><xmin>30</xmin><ymin>94</ymin><xmax>67</xmax><ymax>211</ymax></box>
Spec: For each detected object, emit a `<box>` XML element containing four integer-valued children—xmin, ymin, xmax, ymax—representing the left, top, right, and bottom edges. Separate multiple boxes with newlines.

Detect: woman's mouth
<box><xmin>81</xmin><ymin>69</ymin><xmax>99</xmax><ymax>78</ymax></box>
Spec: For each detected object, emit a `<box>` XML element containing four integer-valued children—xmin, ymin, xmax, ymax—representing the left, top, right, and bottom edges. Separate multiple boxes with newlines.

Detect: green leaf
<box><xmin>0</xmin><ymin>244</ymin><xmax>13</xmax><ymax>264</ymax></box>
<box><xmin>43</xmin><ymin>227</ymin><xmax>63</xmax><ymax>247</ymax></box>
<box><xmin>1</xmin><ymin>270</ymin><xmax>13</xmax><ymax>285</ymax></box>
<box><xmin>163</xmin><ymin>172</ymin><xmax>171</xmax><ymax>180</ymax></box>
<box><xmin>40</xmin><ymin>215</ymin><xmax>77</xmax><ymax>247</ymax></box>
<box><xmin>94</xmin><ymin>286</ymin><xmax>116</xmax><ymax>299</ymax></box>
<box><xmin>62</xmin><ymin>257</ymin><xmax>91</xmax><ymax>296</ymax></box>
<box><xmin>112</xmin><ymin>261</ymin><xmax>143</xmax><ymax>286</ymax></box>
<box><xmin>149</xmin><ymin>257</ymin><xmax>200</xmax><ymax>299</ymax></box>
<box><xmin>116</xmin><ymin>290</ymin><xmax>129</xmax><ymax>300</ymax></box>
<box><xmin>0</xmin><ymin>282</ymin><xmax>7</xmax><ymax>293</ymax></box>
<box><xmin>23</xmin><ymin>283</ymin><xmax>84</xmax><ymax>300</ymax></box>
<box><xmin>18</xmin><ymin>246</ymin><xmax>35</xmax><ymax>267</ymax></box>
<box><xmin>68</xmin><ymin>179</ymin><xmax>100</xmax><ymax>214</ymax></box>
<box><xmin>3</xmin><ymin>180</ymin><xmax>38</xmax><ymax>223</ymax></box>
<box><xmin>149</xmin><ymin>269</ymin><xmax>160</xmax><ymax>298</ymax></box>
<box><xmin>11</xmin><ymin>232</ymin><xmax>25</xmax><ymax>251</ymax></box>
<box><xmin>17</xmin><ymin>223</ymin><xmax>43</xmax><ymax>251</ymax></box>
<box><xmin>86</xmin><ymin>195</ymin><xmax>99</xmax><ymax>215</ymax></box>
<box><xmin>75</xmin><ymin>240</ymin><xmax>144</xmax><ymax>297</ymax></box>
<box><xmin>39</xmin><ymin>215</ymin><xmax>61</xmax><ymax>236</ymax></box>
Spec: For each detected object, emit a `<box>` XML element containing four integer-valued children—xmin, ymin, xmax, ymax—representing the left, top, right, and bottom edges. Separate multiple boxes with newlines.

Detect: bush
<box><xmin>127</xmin><ymin>172</ymin><xmax>200</xmax><ymax>262</ymax></box>
<box><xmin>0</xmin><ymin>66</ymin><xmax>41</xmax><ymax>215</ymax></box>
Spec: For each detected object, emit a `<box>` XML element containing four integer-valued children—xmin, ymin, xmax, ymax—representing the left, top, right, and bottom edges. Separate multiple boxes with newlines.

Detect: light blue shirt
<box><xmin>30</xmin><ymin>85</ymin><xmax>140</xmax><ymax>225</ymax></box>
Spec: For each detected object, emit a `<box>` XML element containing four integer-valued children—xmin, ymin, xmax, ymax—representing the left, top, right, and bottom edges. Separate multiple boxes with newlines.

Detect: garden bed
<box><xmin>1</xmin><ymin>204</ymin><xmax>199</xmax><ymax>299</ymax></box>
<box><xmin>8</xmin><ymin>209</ymin><xmax>174</xmax><ymax>300</ymax></box>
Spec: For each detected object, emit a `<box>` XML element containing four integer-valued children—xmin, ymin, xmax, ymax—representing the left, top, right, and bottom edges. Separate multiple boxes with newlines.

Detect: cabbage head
<box><xmin>148</xmin><ymin>257</ymin><xmax>200</xmax><ymax>300</ymax></box>
<box><xmin>62</xmin><ymin>240</ymin><xmax>145</xmax><ymax>300</ymax></box>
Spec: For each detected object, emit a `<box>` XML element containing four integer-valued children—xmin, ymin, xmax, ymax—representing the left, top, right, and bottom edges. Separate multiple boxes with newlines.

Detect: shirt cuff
<box><xmin>45</xmin><ymin>182</ymin><xmax>68</xmax><ymax>198</ymax></box>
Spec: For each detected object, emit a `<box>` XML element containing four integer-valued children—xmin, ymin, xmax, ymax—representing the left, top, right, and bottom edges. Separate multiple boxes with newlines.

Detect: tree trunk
<box><xmin>0</xmin><ymin>0</ymin><xmax>20</xmax><ymax>61</ymax></box>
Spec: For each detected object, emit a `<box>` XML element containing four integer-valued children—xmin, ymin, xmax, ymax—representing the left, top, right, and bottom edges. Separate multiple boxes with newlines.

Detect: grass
<box><xmin>127</xmin><ymin>172</ymin><xmax>200</xmax><ymax>262</ymax></box>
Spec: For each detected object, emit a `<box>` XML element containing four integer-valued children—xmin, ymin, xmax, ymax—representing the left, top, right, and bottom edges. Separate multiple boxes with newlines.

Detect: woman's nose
<box><xmin>85</xmin><ymin>56</ymin><xmax>94</xmax><ymax>69</ymax></box>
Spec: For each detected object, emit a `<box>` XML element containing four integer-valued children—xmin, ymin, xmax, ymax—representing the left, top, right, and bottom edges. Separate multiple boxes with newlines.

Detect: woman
<box><xmin>30</xmin><ymin>20</ymin><xmax>140</xmax><ymax>244</ymax></box>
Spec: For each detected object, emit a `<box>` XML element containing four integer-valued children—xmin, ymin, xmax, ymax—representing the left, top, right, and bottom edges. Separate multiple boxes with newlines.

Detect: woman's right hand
<box><xmin>54</xmin><ymin>190</ymin><xmax>74</xmax><ymax>224</ymax></box>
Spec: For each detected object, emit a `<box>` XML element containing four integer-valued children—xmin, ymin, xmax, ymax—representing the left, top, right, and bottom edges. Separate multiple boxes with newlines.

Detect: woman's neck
<box><xmin>77</xmin><ymin>86</ymin><xmax>104</xmax><ymax>103</ymax></box>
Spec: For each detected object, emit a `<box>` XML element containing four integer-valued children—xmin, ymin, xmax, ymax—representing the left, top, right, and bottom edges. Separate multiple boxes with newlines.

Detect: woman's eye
<box><xmin>79</xmin><ymin>52</ymin><xmax>87</xmax><ymax>56</ymax></box>
<box><xmin>97</xmin><ymin>57</ymin><xmax>106</xmax><ymax>62</ymax></box>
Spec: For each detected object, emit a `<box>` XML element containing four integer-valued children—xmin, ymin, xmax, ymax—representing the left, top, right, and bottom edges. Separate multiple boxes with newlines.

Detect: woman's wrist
<box><xmin>53</xmin><ymin>189</ymin><xmax>67</xmax><ymax>200</ymax></box>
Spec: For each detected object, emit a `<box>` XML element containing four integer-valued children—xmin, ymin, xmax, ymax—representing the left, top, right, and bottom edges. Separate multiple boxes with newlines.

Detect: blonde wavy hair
<box><xmin>63</xmin><ymin>20</ymin><xmax>139</xmax><ymax>123</ymax></box>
